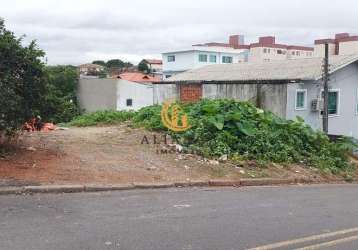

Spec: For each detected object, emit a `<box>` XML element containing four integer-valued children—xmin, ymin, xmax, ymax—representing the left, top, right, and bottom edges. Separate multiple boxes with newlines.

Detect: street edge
<box><xmin>0</xmin><ymin>178</ymin><xmax>357</xmax><ymax>196</ymax></box>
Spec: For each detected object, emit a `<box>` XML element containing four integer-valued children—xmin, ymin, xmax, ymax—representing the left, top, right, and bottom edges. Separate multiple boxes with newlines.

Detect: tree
<box><xmin>106</xmin><ymin>59</ymin><xmax>125</xmax><ymax>69</ymax></box>
<box><xmin>0</xmin><ymin>18</ymin><xmax>47</xmax><ymax>135</ymax></box>
<box><xmin>42</xmin><ymin>65</ymin><xmax>80</xmax><ymax>123</ymax></box>
<box><xmin>138</xmin><ymin>60</ymin><xmax>150</xmax><ymax>73</ymax></box>
<box><xmin>92</xmin><ymin>60</ymin><xmax>106</xmax><ymax>67</ymax></box>
<box><xmin>123</xmin><ymin>61</ymin><xmax>133</xmax><ymax>68</ymax></box>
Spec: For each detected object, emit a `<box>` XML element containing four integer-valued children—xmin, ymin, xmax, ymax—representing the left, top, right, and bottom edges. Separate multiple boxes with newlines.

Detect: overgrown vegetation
<box><xmin>68</xmin><ymin>110</ymin><xmax>135</xmax><ymax>127</ymax></box>
<box><xmin>132</xmin><ymin>105</ymin><xmax>165</xmax><ymax>130</ymax></box>
<box><xmin>70</xmin><ymin>99</ymin><xmax>356</xmax><ymax>174</ymax></box>
<box><xmin>164</xmin><ymin>99</ymin><xmax>356</xmax><ymax>174</ymax></box>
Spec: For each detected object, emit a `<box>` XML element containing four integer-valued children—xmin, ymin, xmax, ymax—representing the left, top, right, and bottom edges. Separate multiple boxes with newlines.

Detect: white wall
<box><xmin>162</xmin><ymin>51</ymin><xmax>196</xmax><ymax>73</ymax></box>
<box><xmin>314</xmin><ymin>43</ymin><xmax>336</xmax><ymax>57</ymax></box>
<box><xmin>286</xmin><ymin>62</ymin><xmax>358</xmax><ymax>138</ymax></box>
<box><xmin>339</xmin><ymin>41</ymin><xmax>358</xmax><ymax>55</ymax></box>
<box><xmin>162</xmin><ymin>49</ymin><xmax>247</xmax><ymax>78</ymax></box>
<box><xmin>116</xmin><ymin>80</ymin><xmax>154</xmax><ymax>111</ymax></box>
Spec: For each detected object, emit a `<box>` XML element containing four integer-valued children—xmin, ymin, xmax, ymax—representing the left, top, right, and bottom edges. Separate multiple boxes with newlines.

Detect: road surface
<box><xmin>1</xmin><ymin>184</ymin><xmax>358</xmax><ymax>250</ymax></box>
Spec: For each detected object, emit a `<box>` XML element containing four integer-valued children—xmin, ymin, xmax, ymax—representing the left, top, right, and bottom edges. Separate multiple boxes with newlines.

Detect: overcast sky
<box><xmin>1</xmin><ymin>0</ymin><xmax>357</xmax><ymax>65</ymax></box>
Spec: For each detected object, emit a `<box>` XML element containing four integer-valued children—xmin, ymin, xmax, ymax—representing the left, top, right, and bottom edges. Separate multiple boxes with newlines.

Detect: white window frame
<box><xmin>320</xmin><ymin>88</ymin><xmax>340</xmax><ymax>117</ymax></box>
<box><xmin>295</xmin><ymin>89</ymin><xmax>307</xmax><ymax>110</ymax></box>
<box><xmin>167</xmin><ymin>55</ymin><xmax>175</xmax><ymax>62</ymax></box>
<box><xmin>222</xmin><ymin>56</ymin><xmax>233</xmax><ymax>64</ymax></box>
<box><xmin>209</xmin><ymin>55</ymin><xmax>217</xmax><ymax>63</ymax></box>
<box><xmin>198</xmin><ymin>54</ymin><xmax>208</xmax><ymax>62</ymax></box>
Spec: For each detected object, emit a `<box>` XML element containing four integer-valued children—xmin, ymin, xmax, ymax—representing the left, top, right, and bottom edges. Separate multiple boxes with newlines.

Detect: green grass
<box><xmin>68</xmin><ymin>110</ymin><xmax>135</xmax><ymax>127</ymax></box>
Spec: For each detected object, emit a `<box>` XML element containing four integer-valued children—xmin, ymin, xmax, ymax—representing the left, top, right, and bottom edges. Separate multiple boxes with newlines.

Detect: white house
<box><xmin>78</xmin><ymin>73</ymin><xmax>160</xmax><ymax>112</ymax></box>
<box><xmin>162</xmin><ymin>35</ymin><xmax>249</xmax><ymax>79</ymax></box>
<box><xmin>78</xmin><ymin>63</ymin><xmax>104</xmax><ymax>77</ymax></box>
<box><xmin>141</xmin><ymin>59</ymin><xmax>163</xmax><ymax>73</ymax></box>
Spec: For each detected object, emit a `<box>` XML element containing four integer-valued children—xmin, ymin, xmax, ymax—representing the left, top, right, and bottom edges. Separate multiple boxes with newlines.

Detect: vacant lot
<box><xmin>0</xmin><ymin>125</ymin><xmax>354</xmax><ymax>186</ymax></box>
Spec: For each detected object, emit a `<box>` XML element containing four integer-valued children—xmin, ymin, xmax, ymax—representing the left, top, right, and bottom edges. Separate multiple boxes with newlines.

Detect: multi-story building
<box><xmin>314</xmin><ymin>33</ymin><xmax>358</xmax><ymax>57</ymax></box>
<box><xmin>248</xmin><ymin>36</ymin><xmax>314</xmax><ymax>62</ymax></box>
<box><xmin>162</xmin><ymin>35</ymin><xmax>249</xmax><ymax>79</ymax></box>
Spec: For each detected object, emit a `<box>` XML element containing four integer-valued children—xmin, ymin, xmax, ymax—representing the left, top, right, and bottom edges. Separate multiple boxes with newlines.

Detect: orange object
<box><xmin>41</xmin><ymin>123</ymin><xmax>56</xmax><ymax>132</ymax></box>
<box><xmin>23</xmin><ymin>119</ymin><xmax>56</xmax><ymax>132</ymax></box>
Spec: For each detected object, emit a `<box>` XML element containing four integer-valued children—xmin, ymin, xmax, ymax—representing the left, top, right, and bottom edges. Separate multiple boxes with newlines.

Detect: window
<box><xmin>295</xmin><ymin>89</ymin><xmax>307</xmax><ymax>110</ymax></box>
<box><xmin>291</xmin><ymin>51</ymin><xmax>295</xmax><ymax>55</ymax></box>
<box><xmin>198</xmin><ymin>54</ymin><xmax>208</xmax><ymax>62</ymax></box>
<box><xmin>126</xmin><ymin>99</ymin><xmax>133</xmax><ymax>107</ymax></box>
<box><xmin>167</xmin><ymin>55</ymin><xmax>175</xmax><ymax>62</ymax></box>
<box><xmin>209</xmin><ymin>55</ymin><xmax>217</xmax><ymax>63</ymax></box>
<box><xmin>165</xmin><ymin>75</ymin><xmax>172</xmax><ymax>79</ymax></box>
<box><xmin>296</xmin><ymin>51</ymin><xmax>300</xmax><ymax>56</ymax></box>
<box><xmin>328</xmin><ymin>91</ymin><xmax>338</xmax><ymax>115</ymax></box>
<box><xmin>321</xmin><ymin>89</ymin><xmax>339</xmax><ymax>115</ymax></box>
<box><xmin>277</xmin><ymin>49</ymin><xmax>283</xmax><ymax>54</ymax></box>
<box><xmin>263</xmin><ymin>48</ymin><xmax>268</xmax><ymax>53</ymax></box>
<box><xmin>222</xmin><ymin>56</ymin><xmax>233</xmax><ymax>63</ymax></box>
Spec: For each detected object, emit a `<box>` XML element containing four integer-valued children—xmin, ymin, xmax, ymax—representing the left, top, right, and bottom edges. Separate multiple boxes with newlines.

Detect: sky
<box><xmin>1</xmin><ymin>0</ymin><xmax>358</xmax><ymax>65</ymax></box>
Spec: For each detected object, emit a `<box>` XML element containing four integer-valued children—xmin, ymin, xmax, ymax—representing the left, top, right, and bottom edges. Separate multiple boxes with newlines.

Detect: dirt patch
<box><xmin>0</xmin><ymin>125</ymin><xmax>356</xmax><ymax>186</ymax></box>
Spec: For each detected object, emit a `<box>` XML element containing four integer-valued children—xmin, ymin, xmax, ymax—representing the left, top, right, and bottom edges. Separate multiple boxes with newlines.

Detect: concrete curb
<box><xmin>24</xmin><ymin>185</ymin><xmax>84</xmax><ymax>194</ymax></box>
<box><xmin>0</xmin><ymin>177</ymin><xmax>352</xmax><ymax>196</ymax></box>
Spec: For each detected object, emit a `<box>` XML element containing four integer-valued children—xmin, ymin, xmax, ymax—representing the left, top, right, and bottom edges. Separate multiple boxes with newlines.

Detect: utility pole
<box><xmin>322</xmin><ymin>43</ymin><xmax>329</xmax><ymax>134</ymax></box>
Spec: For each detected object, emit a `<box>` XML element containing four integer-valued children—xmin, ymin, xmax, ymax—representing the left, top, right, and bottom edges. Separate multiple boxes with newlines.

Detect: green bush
<box><xmin>68</xmin><ymin>110</ymin><xmax>135</xmax><ymax>127</ymax></box>
<box><xmin>132</xmin><ymin>105</ymin><xmax>165</xmax><ymax>130</ymax></box>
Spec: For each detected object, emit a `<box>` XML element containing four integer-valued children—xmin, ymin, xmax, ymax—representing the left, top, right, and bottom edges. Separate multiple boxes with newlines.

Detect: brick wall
<box><xmin>180</xmin><ymin>84</ymin><xmax>203</xmax><ymax>102</ymax></box>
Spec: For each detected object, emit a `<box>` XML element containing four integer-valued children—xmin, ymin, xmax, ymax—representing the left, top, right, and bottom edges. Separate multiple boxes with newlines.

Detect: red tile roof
<box><xmin>114</xmin><ymin>72</ymin><xmax>161</xmax><ymax>83</ymax></box>
<box><xmin>144</xmin><ymin>59</ymin><xmax>162</xmax><ymax>65</ymax></box>
<box><xmin>78</xmin><ymin>63</ymin><xmax>104</xmax><ymax>69</ymax></box>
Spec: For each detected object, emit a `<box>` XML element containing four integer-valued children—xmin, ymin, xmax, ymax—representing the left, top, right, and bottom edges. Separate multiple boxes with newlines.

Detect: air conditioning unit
<box><xmin>311</xmin><ymin>99</ymin><xmax>323</xmax><ymax>112</ymax></box>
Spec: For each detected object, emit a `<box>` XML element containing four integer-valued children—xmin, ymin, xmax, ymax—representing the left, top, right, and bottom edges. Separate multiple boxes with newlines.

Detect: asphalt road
<box><xmin>1</xmin><ymin>185</ymin><xmax>358</xmax><ymax>250</ymax></box>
